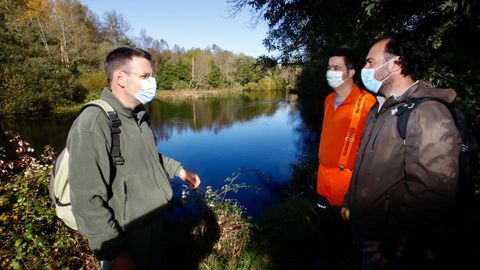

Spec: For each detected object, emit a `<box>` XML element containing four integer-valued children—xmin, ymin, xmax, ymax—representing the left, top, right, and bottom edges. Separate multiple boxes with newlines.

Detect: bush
<box><xmin>1</xmin><ymin>57</ymin><xmax>83</xmax><ymax>114</ymax></box>
<box><xmin>0</xmin><ymin>67</ymin><xmax>27</xmax><ymax>115</ymax></box>
<box><xmin>257</xmin><ymin>76</ymin><xmax>277</xmax><ymax>91</ymax></box>
<box><xmin>76</xmin><ymin>71</ymin><xmax>108</xmax><ymax>93</ymax></box>
<box><xmin>0</xmin><ymin>131</ymin><xmax>98</xmax><ymax>269</ymax></box>
<box><xmin>172</xmin><ymin>80</ymin><xmax>190</xmax><ymax>90</ymax></box>
<box><xmin>243</xmin><ymin>81</ymin><xmax>258</xmax><ymax>91</ymax></box>
<box><xmin>0</xmin><ymin>132</ymin><xmax>260</xmax><ymax>270</ymax></box>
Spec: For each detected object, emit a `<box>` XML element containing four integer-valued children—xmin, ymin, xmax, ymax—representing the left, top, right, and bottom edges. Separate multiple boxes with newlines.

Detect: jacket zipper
<box><xmin>385</xmin><ymin>192</ymin><xmax>391</xmax><ymax>213</ymax></box>
<box><xmin>123</xmin><ymin>181</ymin><xmax>128</xmax><ymax>221</ymax></box>
<box><xmin>138</xmin><ymin>120</ymin><xmax>169</xmax><ymax>195</ymax></box>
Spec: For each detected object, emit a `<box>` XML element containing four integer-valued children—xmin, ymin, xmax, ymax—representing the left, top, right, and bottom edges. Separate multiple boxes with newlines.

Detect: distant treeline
<box><xmin>0</xmin><ymin>0</ymin><xmax>296</xmax><ymax>115</ymax></box>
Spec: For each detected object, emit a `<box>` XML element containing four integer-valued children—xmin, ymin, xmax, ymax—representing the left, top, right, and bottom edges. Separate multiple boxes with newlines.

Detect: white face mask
<box><xmin>135</xmin><ymin>77</ymin><xmax>157</xmax><ymax>104</ymax></box>
<box><xmin>125</xmin><ymin>75</ymin><xmax>157</xmax><ymax>104</ymax></box>
<box><xmin>361</xmin><ymin>58</ymin><xmax>394</xmax><ymax>94</ymax></box>
<box><xmin>326</xmin><ymin>70</ymin><xmax>346</xmax><ymax>88</ymax></box>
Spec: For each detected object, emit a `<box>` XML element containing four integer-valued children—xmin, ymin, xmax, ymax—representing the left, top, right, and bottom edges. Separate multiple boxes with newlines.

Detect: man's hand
<box><xmin>364</xmin><ymin>241</ymin><xmax>389</xmax><ymax>269</ymax></box>
<box><xmin>178</xmin><ymin>168</ymin><xmax>201</xmax><ymax>189</ymax></box>
<box><xmin>364</xmin><ymin>239</ymin><xmax>406</xmax><ymax>269</ymax></box>
<box><xmin>108</xmin><ymin>251</ymin><xmax>135</xmax><ymax>270</ymax></box>
<box><xmin>340</xmin><ymin>207</ymin><xmax>350</xmax><ymax>221</ymax></box>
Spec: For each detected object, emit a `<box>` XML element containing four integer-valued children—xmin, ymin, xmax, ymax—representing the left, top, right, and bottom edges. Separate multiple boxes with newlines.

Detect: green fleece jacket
<box><xmin>67</xmin><ymin>88</ymin><xmax>182</xmax><ymax>260</ymax></box>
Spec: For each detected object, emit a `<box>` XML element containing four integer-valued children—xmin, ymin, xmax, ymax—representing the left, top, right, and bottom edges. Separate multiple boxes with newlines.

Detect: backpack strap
<box><xmin>395</xmin><ymin>97</ymin><xmax>453</xmax><ymax>141</ymax></box>
<box><xmin>81</xmin><ymin>100</ymin><xmax>125</xmax><ymax>166</ymax></box>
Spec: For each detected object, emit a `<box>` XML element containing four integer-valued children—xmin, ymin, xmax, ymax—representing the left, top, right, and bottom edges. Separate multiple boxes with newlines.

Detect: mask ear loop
<box><xmin>346</xmin><ymin>69</ymin><xmax>355</xmax><ymax>81</ymax></box>
<box><xmin>375</xmin><ymin>58</ymin><xmax>396</xmax><ymax>83</ymax></box>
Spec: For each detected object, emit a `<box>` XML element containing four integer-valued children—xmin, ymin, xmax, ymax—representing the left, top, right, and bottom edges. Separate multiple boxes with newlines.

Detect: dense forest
<box><xmin>0</xmin><ymin>0</ymin><xmax>296</xmax><ymax>116</ymax></box>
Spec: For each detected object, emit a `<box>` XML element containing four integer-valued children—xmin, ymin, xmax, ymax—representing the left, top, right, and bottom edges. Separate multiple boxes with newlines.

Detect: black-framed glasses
<box><xmin>122</xmin><ymin>70</ymin><xmax>155</xmax><ymax>80</ymax></box>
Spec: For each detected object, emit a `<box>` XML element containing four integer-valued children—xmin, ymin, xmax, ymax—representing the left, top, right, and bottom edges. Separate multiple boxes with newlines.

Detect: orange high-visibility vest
<box><xmin>317</xmin><ymin>85</ymin><xmax>376</xmax><ymax>206</ymax></box>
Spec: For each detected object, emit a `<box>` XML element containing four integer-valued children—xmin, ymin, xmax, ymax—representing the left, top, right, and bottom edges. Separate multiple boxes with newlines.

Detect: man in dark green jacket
<box><xmin>68</xmin><ymin>47</ymin><xmax>201</xmax><ymax>270</ymax></box>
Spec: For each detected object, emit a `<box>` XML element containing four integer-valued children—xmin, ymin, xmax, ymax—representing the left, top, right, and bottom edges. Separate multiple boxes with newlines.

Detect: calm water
<box><xmin>0</xmin><ymin>91</ymin><xmax>321</xmax><ymax>218</ymax></box>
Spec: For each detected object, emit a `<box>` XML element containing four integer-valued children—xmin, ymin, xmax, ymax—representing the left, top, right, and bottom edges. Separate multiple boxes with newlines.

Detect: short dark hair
<box><xmin>104</xmin><ymin>47</ymin><xmax>152</xmax><ymax>83</ymax></box>
<box><xmin>328</xmin><ymin>48</ymin><xmax>358</xmax><ymax>71</ymax></box>
<box><xmin>383</xmin><ymin>33</ymin><xmax>430</xmax><ymax>81</ymax></box>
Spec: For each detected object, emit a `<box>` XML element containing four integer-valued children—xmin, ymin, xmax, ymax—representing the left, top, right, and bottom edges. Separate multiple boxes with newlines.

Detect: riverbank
<box><xmin>50</xmin><ymin>88</ymin><xmax>244</xmax><ymax>115</ymax></box>
<box><xmin>156</xmin><ymin>87</ymin><xmax>243</xmax><ymax>100</ymax></box>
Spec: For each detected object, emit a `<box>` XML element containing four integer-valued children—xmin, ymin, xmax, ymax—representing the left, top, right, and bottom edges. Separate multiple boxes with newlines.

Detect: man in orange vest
<box><xmin>317</xmin><ymin>48</ymin><xmax>375</xmax><ymax>209</ymax></box>
<box><xmin>314</xmin><ymin>48</ymin><xmax>375</xmax><ymax>268</ymax></box>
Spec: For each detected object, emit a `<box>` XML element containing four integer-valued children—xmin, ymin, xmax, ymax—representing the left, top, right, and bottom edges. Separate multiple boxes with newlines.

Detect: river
<box><xmin>0</xmin><ymin>90</ymin><xmax>322</xmax><ymax>218</ymax></box>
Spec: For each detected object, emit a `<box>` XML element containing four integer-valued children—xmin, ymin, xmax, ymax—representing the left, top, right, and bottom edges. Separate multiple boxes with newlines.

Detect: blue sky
<box><xmin>78</xmin><ymin>0</ymin><xmax>272</xmax><ymax>58</ymax></box>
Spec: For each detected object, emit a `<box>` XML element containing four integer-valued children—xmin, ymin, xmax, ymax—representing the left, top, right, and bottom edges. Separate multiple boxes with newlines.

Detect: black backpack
<box><xmin>395</xmin><ymin>97</ymin><xmax>479</xmax><ymax>211</ymax></box>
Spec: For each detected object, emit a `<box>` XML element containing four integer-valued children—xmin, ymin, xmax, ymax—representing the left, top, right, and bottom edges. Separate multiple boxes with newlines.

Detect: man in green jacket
<box><xmin>67</xmin><ymin>47</ymin><xmax>201</xmax><ymax>270</ymax></box>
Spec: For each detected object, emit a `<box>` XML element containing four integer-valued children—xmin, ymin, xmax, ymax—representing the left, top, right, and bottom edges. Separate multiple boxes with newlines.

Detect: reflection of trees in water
<box><xmin>243</xmin><ymin>90</ymin><xmax>290</xmax><ymax>102</ymax></box>
<box><xmin>0</xmin><ymin>115</ymin><xmax>76</xmax><ymax>158</ymax></box>
<box><xmin>147</xmin><ymin>95</ymin><xmax>285</xmax><ymax>141</ymax></box>
<box><xmin>289</xmin><ymin>96</ymin><xmax>323</xmax><ymax>197</ymax></box>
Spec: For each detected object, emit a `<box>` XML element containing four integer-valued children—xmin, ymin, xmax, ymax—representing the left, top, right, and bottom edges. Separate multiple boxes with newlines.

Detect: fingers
<box><xmin>340</xmin><ymin>207</ymin><xmax>350</xmax><ymax>221</ymax></box>
<box><xmin>188</xmin><ymin>174</ymin><xmax>201</xmax><ymax>189</ymax></box>
<box><xmin>364</xmin><ymin>241</ymin><xmax>389</xmax><ymax>269</ymax></box>
<box><xmin>364</xmin><ymin>241</ymin><xmax>380</xmax><ymax>253</ymax></box>
<box><xmin>340</xmin><ymin>207</ymin><xmax>346</xmax><ymax>220</ymax></box>
<box><xmin>185</xmin><ymin>171</ymin><xmax>201</xmax><ymax>190</ymax></box>
<box><xmin>368</xmin><ymin>252</ymin><xmax>382</xmax><ymax>265</ymax></box>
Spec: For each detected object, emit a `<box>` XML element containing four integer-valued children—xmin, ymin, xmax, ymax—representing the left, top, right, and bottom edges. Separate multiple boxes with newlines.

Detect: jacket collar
<box><xmin>100</xmin><ymin>88</ymin><xmax>148</xmax><ymax>123</ymax></box>
<box><xmin>377</xmin><ymin>80</ymin><xmax>457</xmax><ymax>111</ymax></box>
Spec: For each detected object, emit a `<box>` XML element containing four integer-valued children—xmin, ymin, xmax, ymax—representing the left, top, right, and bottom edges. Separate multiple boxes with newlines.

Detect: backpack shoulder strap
<box><xmin>395</xmin><ymin>97</ymin><xmax>451</xmax><ymax>140</ymax></box>
<box><xmin>81</xmin><ymin>100</ymin><xmax>125</xmax><ymax>166</ymax></box>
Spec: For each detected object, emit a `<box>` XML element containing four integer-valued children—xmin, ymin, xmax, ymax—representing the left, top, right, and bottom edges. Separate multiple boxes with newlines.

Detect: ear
<box><xmin>391</xmin><ymin>56</ymin><xmax>402</xmax><ymax>73</ymax></box>
<box><xmin>114</xmin><ymin>70</ymin><xmax>127</xmax><ymax>88</ymax></box>
<box><xmin>348</xmin><ymin>69</ymin><xmax>355</xmax><ymax>78</ymax></box>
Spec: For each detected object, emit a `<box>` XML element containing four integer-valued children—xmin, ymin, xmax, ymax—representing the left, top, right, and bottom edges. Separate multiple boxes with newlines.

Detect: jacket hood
<box><xmin>400</xmin><ymin>81</ymin><xmax>457</xmax><ymax>103</ymax></box>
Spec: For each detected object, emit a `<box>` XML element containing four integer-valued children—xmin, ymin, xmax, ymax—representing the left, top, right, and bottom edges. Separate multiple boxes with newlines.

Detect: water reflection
<box><xmin>148</xmin><ymin>98</ymin><xmax>288</xmax><ymax>141</ymax></box>
<box><xmin>149</xmin><ymin>93</ymin><xmax>305</xmax><ymax>218</ymax></box>
<box><xmin>0</xmin><ymin>91</ymin><xmax>321</xmax><ymax>218</ymax></box>
<box><xmin>0</xmin><ymin>114</ymin><xmax>76</xmax><ymax>158</ymax></box>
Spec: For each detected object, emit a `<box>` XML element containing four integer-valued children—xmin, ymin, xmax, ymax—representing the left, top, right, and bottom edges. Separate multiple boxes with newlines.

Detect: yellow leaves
<box><xmin>24</xmin><ymin>0</ymin><xmax>53</xmax><ymax>20</ymax></box>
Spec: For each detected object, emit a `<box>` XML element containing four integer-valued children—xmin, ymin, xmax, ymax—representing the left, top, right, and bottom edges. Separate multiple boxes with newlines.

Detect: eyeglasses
<box><xmin>122</xmin><ymin>70</ymin><xmax>155</xmax><ymax>80</ymax></box>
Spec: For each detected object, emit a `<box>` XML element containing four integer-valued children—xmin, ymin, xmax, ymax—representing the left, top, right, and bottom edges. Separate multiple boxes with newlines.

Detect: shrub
<box><xmin>257</xmin><ymin>76</ymin><xmax>277</xmax><ymax>91</ymax></box>
<box><xmin>172</xmin><ymin>80</ymin><xmax>190</xmax><ymax>90</ymax></box>
<box><xmin>76</xmin><ymin>71</ymin><xmax>108</xmax><ymax>92</ymax></box>
<box><xmin>0</xmin><ymin>131</ymin><xmax>98</xmax><ymax>270</ymax></box>
<box><xmin>0</xmin><ymin>67</ymin><xmax>27</xmax><ymax>115</ymax></box>
<box><xmin>0</xmin><ymin>132</ymin><xmax>259</xmax><ymax>270</ymax></box>
<box><xmin>243</xmin><ymin>81</ymin><xmax>258</xmax><ymax>91</ymax></box>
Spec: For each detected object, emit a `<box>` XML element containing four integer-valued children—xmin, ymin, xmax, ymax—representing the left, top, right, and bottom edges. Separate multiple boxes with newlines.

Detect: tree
<box><xmin>231</xmin><ymin>0</ymin><xmax>480</xmax><ymax>127</ymax></box>
<box><xmin>208</xmin><ymin>61</ymin><xmax>222</xmax><ymax>88</ymax></box>
<box><xmin>157</xmin><ymin>61</ymin><xmax>177</xmax><ymax>90</ymax></box>
<box><xmin>137</xmin><ymin>29</ymin><xmax>154</xmax><ymax>50</ymax></box>
<box><xmin>100</xmin><ymin>10</ymin><xmax>132</xmax><ymax>47</ymax></box>
<box><xmin>48</xmin><ymin>0</ymin><xmax>97</xmax><ymax>70</ymax></box>
<box><xmin>21</xmin><ymin>0</ymin><xmax>53</xmax><ymax>53</ymax></box>
<box><xmin>234</xmin><ymin>55</ymin><xmax>261</xmax><ymax>85</ymax></box>
<box><xmin>212</xmin><ymin>44</ymin><xmax>236</xmax><ymax>84</ymax></box>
